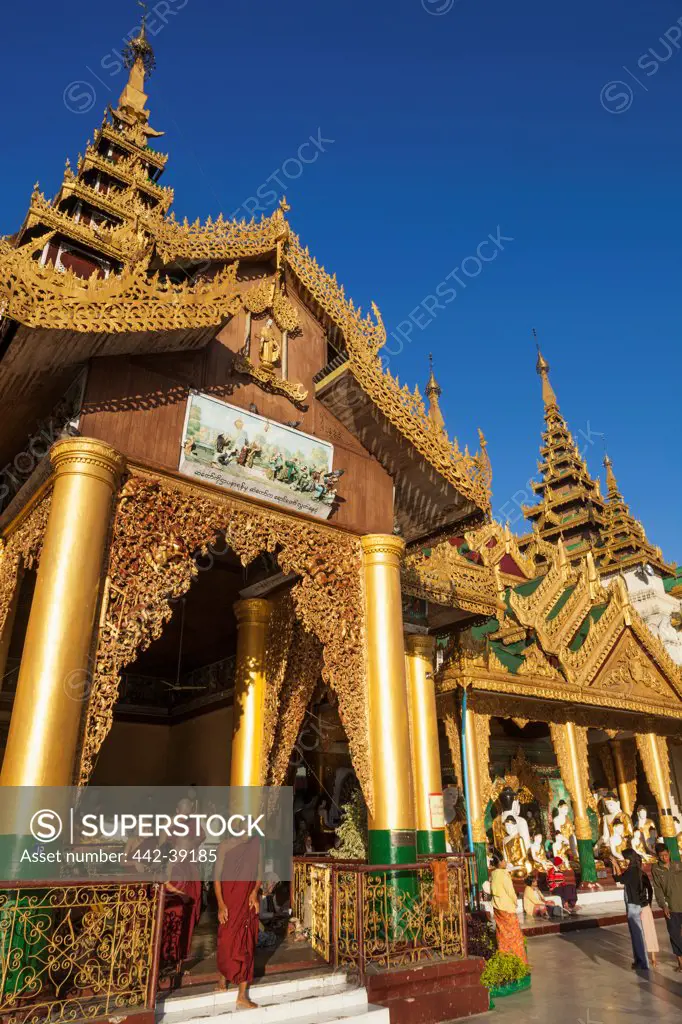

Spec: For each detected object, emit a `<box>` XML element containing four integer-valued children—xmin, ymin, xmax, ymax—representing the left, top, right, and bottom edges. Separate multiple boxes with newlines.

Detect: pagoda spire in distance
<box><xmin>598</xmin><ymin>453</ymin><xmax>673</xmax><ymax>576</ymax></box>
<box><xmin>425</xmin><ymin>353</ymin><xmax>447</xmax><ymax>435</ymax></box>
<box><xmin>519</xmin><ymin>333</ymin><xmax>606</xmax><ymax>570</ymax></box>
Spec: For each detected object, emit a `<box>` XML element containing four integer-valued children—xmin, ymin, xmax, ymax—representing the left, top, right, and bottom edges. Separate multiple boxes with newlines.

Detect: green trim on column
<box><xmin>368</xmin><ymin>829</ymin><xmax>417</xmax><ymax>866</ymax></box>
<box><xmin>473</xmin><ymin>842</ymin><xmax>489</xmax><ymax>885</ymax></box>
<box><xmin>0</xmin><ymin>834</ymin><xmax>56</xmax><ymax>882</ymax></box>
<box><xmin>664</xmin><ymin>836</ymin><xmax>681</xmax><ymax>862</ymax></box>
<box><xmin>577</xmin><ymin>838</ymin><xmax>598</xmax><ymax>883</ymax></box>
<box><xmin>416</xmin><ymin>829</ymin><xmax>446</xmax><ymax>856</ymax></box>
<box><xmin>367</xmin><ymin>829</ymin><xmax>417</xmax><ymax>929</ymax></box>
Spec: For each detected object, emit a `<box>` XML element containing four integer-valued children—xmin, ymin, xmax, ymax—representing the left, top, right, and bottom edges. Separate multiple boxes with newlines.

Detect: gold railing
<box><xmin>293</xmin><ymin>855</ymin><xmax>469</xmax><ymax>980</ymax></box>
<box><xmin>0</xmin><ymin>881</ymin><xmax>164</xmax><ymax>1024</ymax></box>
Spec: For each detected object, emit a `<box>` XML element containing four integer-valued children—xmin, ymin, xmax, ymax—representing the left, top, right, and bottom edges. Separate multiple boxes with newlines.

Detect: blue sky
<box><xmin>2</xmin><ymin>0</ymin><xmax>680</xmax><ymax>558</ymax></box>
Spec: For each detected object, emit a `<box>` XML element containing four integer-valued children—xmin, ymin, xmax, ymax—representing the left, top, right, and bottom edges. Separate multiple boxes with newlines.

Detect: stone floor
<box><xmin>478</xmin><ymin>918</ymin><xmax>682</xmax><ymax>1024</ymax></box>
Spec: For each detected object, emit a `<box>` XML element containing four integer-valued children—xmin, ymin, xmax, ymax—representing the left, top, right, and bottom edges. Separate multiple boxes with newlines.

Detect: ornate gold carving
<box><xmin>150</xmin><ymin>206</ymin><xmax>289</xmax><ymax>262</ymax></box>
<box><xmin>262</xmin><ymin>590</ymin><xmax>297</xmax><ymax>775</ymax></box>
<box><xmin>26</xmin><ymin>188</ymin><xmax>148</xmax><ymax>264</ymax></box>
<box><xmin>80</xmin><ymin>145</ymin><xmax>171</xmax><ymax>204</ymax></box>
<box><xmin>510</xmin><ymin>747</ymin><xmax>551</xmax><ymax>806</ymax></box>
<box><xmin>0</xmin><ymin>242</ymin><xmax>243</xmax><ymax>333</ymax></box>
<box><xmin>516</xmin><ymin>642</ymin><xmax>559</xmax><ymax>679</ymax></box>
<box><xmin>291</xmin><ymin>233</ymin><xmax>492</xmax><ymax>515</ymax></box>
<box><xmin>234</xmin><ymin>352</ymin><xmax>308</xmax><ymax>405</ymax></box>
<box><xmin>594</xmin><ymin>635</ymin><xmax>671</xmax><ymax>701</ymax></box>
<box><xmin>440</xmin><ymin>693</ymin><xmax>462</xmax><ymax>790</ymax></box>
<box><xmin>98</xmin><ymin>121</ymin><xmax>168</xmax><ymax>168</ymax></box>
<box><xmin>402</xmin><ymin>538</ymin><xmax>497</xmax><ymax>614</ymax></box>
<box><xmin>0</xmin><ymin>493</ymin><xmax>52</xmax><ymax>638</ymax></box>
<box><xmin>78</xmin><ymin>470</ymin><xmax>371</xmax><ymax>810</ymax></box>
<box><xmin>268</xmin><ymin>625</ymin><xmax>324</xmax><ymax>786</ymax></box>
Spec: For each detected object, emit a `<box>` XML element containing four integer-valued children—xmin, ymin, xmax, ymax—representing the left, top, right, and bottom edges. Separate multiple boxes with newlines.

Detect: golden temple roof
<box><xmin>0</xmin><ymin>17</ymin><xmax>493</xmax><ymax>518</ymax></box>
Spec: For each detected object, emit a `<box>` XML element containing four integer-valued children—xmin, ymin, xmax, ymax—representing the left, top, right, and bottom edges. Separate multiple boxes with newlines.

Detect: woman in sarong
<box><xmin>214</xmin><ymin>835</ymin><xmax>261</xmax><ymax>1007</ymax></box>
<box><xmin>490</xmin><ymin>854</ymin><xmax>528</xmax><ymax>963</ymax></box>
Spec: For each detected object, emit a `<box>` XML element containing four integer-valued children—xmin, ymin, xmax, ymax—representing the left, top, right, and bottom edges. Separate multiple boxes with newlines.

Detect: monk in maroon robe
<box><xmin>214</xmin><ymin>836</ymin><xmax>261</xmax><ymax>1007</ymax></box>
<box><xmin>161</xmin><ymin>800</ymin><xmax>205</xmax><ymax>976</ymax></box>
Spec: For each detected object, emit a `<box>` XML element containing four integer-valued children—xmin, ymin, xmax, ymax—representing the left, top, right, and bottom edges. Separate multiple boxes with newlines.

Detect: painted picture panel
<box><xmin>179</xmin><ymin>392</ymin><xmax>337</xmax><ymax>520</ymax></box>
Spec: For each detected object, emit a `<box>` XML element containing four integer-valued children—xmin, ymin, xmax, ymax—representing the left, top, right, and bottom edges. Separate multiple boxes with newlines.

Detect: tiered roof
<box><xmin>598</xmin><ymin>454</ymin><xmax>674</xmax><ymax>576</ymax></box>
<box><xmin>519</xmin><ymin>348</ymin><xmax>606</xmax><ymax>566</ymax></box>
<box><xmin>518</xmin><ymin>344</ymin><xmax>675</xmax><ymax>580</ymax></box>
<box><xmin>18</xmin><ymin>21</ymin><xmax>171</xmax><ymax>274</ymax></box>
<box><xmin>0</xmin><ymin>16</ymin><xmax>493</xmax><ymax>521</ymax></box>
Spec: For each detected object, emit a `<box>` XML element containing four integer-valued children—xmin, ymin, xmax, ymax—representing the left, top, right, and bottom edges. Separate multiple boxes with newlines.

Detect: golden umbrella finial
<box><xmin>533</xmin><ymin>328</ymin><xmax>558</xmax><ymax>409</ymax></box>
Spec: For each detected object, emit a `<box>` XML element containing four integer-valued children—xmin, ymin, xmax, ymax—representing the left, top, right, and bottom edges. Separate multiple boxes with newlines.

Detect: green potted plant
<box><xmin>480</xmin><ymin>951</ymin><xmax>531</xmax><ymax>999</ymax></box>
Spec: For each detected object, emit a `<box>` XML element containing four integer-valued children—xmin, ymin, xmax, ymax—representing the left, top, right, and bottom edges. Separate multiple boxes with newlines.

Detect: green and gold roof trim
<box><xmin>439</xmin><ymin>545</ymin><xmax>682</xmax><ymax>719</ymax></box>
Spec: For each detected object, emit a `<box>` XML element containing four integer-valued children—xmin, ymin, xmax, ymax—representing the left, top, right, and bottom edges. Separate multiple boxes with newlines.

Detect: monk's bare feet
<box><xmin>236</xmin><ymin>997</ymin><xmax>258</xmax><ymax>1010</ymax></box>
<box><xmin>216</xmin><ymin>978</ymin><xmax>228</xmax><ymax>992</ymax></box>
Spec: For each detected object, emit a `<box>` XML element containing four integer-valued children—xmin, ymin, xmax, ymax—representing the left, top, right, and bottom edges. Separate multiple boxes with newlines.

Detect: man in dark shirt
<box><xmin>651</xmin><ymin>843</ymin><xmax>682</xmax><ymax>971</ymax></box>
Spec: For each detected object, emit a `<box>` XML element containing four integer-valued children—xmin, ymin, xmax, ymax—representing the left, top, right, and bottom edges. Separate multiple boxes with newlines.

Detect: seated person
<box><xmin>547</xmin><ymin>857</ymin><xmax>579</xmax><ymax>914</ymax></box>
<box><xmin>523</xmin><ymin>875</ymin><xmax>553</xmax><ymax>918</ymax></box>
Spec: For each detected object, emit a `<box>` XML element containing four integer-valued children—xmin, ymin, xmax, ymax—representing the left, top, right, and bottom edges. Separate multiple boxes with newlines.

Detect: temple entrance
<box><xmin>90</xmin><ymin>543</ymin><xmax>278</xmax><ymax>787</ymax></box>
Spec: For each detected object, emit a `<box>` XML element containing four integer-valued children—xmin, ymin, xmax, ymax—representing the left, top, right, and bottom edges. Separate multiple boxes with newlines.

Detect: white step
<box><xmin>157</xmin><ymin>973</ymin><xmax>378</xmax><ymax>1024</ymax></box>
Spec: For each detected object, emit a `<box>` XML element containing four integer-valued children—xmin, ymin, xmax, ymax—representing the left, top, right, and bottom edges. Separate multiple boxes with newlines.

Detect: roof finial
<box><xmin>603</xmin><ymin>451</ymin><xmax>618</xmax><ymax>495</ymax></box>
<box><xmin>533</xmin><ymin>329</ymin><xmax>558</xmax><ymax>410</ymax></box>
<box><xmin>425</xmin><ymin>353</ymin><xmax>446</xmax><ymax>434</ymax></box>
<box><xmin>112</xmin><ymin>3</ymin><xmax>162</xmax><ymax>135</ymax></box>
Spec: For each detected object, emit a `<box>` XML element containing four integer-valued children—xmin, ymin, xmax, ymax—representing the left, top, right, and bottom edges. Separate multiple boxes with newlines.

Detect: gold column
<box><xmin>549</xmin><ymin>722</ymin><xmax>592</xmax><ymax>840</ymax></box>
<box><xmin>0</xmin><ymin>439</ymin><xmax>124</xmax><ymax>786</ymax></box>
<box><xmin>405</xmin><ymin>633</ymin><xmax>445</xmax><ymax>853</ymax></box>
<box><xmin>230</xmin><ymin>598</ymin><xmax>271</xmax><ymax>787</ymax></box>
<box><xmin>550</xmin><ymin>721</ymin><xmax>598</xmax><ymax>882</ymax></box>
<box><xmin>361</xmin><ymin>535</ymin><xmax>415</xmax><ymax>846</ymax></box>
<box><xmin>463</xmin><ymin>702</ymin><xmax>490</xmax><ymax>844</ymax></box>
<box><xmin>609</xmin><ymin>737</ymin><xmax>636</xmax><ymax>817</ymax></box>
<box><xmin>0</xmin><ymin>567</ymin><xmax>23</xmax><ymax>693</ymax></box>
<box><xmin>636</xmin><ymin>733</ymin><xmax>675</xmax><ymax>838</ymax></box>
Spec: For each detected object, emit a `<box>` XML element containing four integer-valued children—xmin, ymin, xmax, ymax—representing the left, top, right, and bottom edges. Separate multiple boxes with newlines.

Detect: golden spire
<box><xmin>603</xmin><ymin>452</ymin><xmax>619</xmax><ymax>496</ymax></box>
<box><xmin>113</xmin><ymin>3</ymin><xmax>162</xmax><ymax>135</ymax></box>
<box><xmin>533</xmin><ymin>329</ymin><xmax>558</xmax><ymax>410</ymax></box>
<box><xmin>425</xmin><ymin>353</ymin><xmax>446</xmax><ymax>435</ymax></box>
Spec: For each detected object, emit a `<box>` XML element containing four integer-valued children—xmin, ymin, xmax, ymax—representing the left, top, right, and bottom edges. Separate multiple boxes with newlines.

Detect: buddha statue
<box><xmin>553</xmin><ymin>800</ymin><xmax>578</xmax><ymax>858</ymax></box>
<box><xmin>608</xmin><ymin>821</ymin><xmax>628</xmax><ymax>873</ymax></box>
<box><xmin>493</xmin><ymin>786</ymin><xmax>532</xmax><ymax>854</ymax></box>
<box><xmin>528</xmin><ymin>833</ymin><xmax>554</xmax><ymax>873</ymax></box>
<box><xmin>600</xmin><ymin>793</ymin><xmax>633</xmax><ymax>848</ymax></box>
<box><xmin>552</xmin><ymin>830</ymin><xmax>571</xmax><ymax>868</ymax></box>
<box><xmin>632</xmin><ymin>806</ymin><xmax>657</xmax><ymax>863</ymax></box>
<box><xmin>502</xmin><ymin>816</ymin><xmax>533</xmax><ymax>878</ymax></box>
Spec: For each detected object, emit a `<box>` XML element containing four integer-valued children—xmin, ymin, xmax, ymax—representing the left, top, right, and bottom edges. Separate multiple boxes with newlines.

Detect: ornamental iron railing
<box><xmin>293</xmin><ymin>854</ymin><xmax>470</xmax><ymax>980</ymax></box>
<box><xmin>0</xmin><ymin>881</ymin><xmax>164</xmax><ymax>1024</ymax></box>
